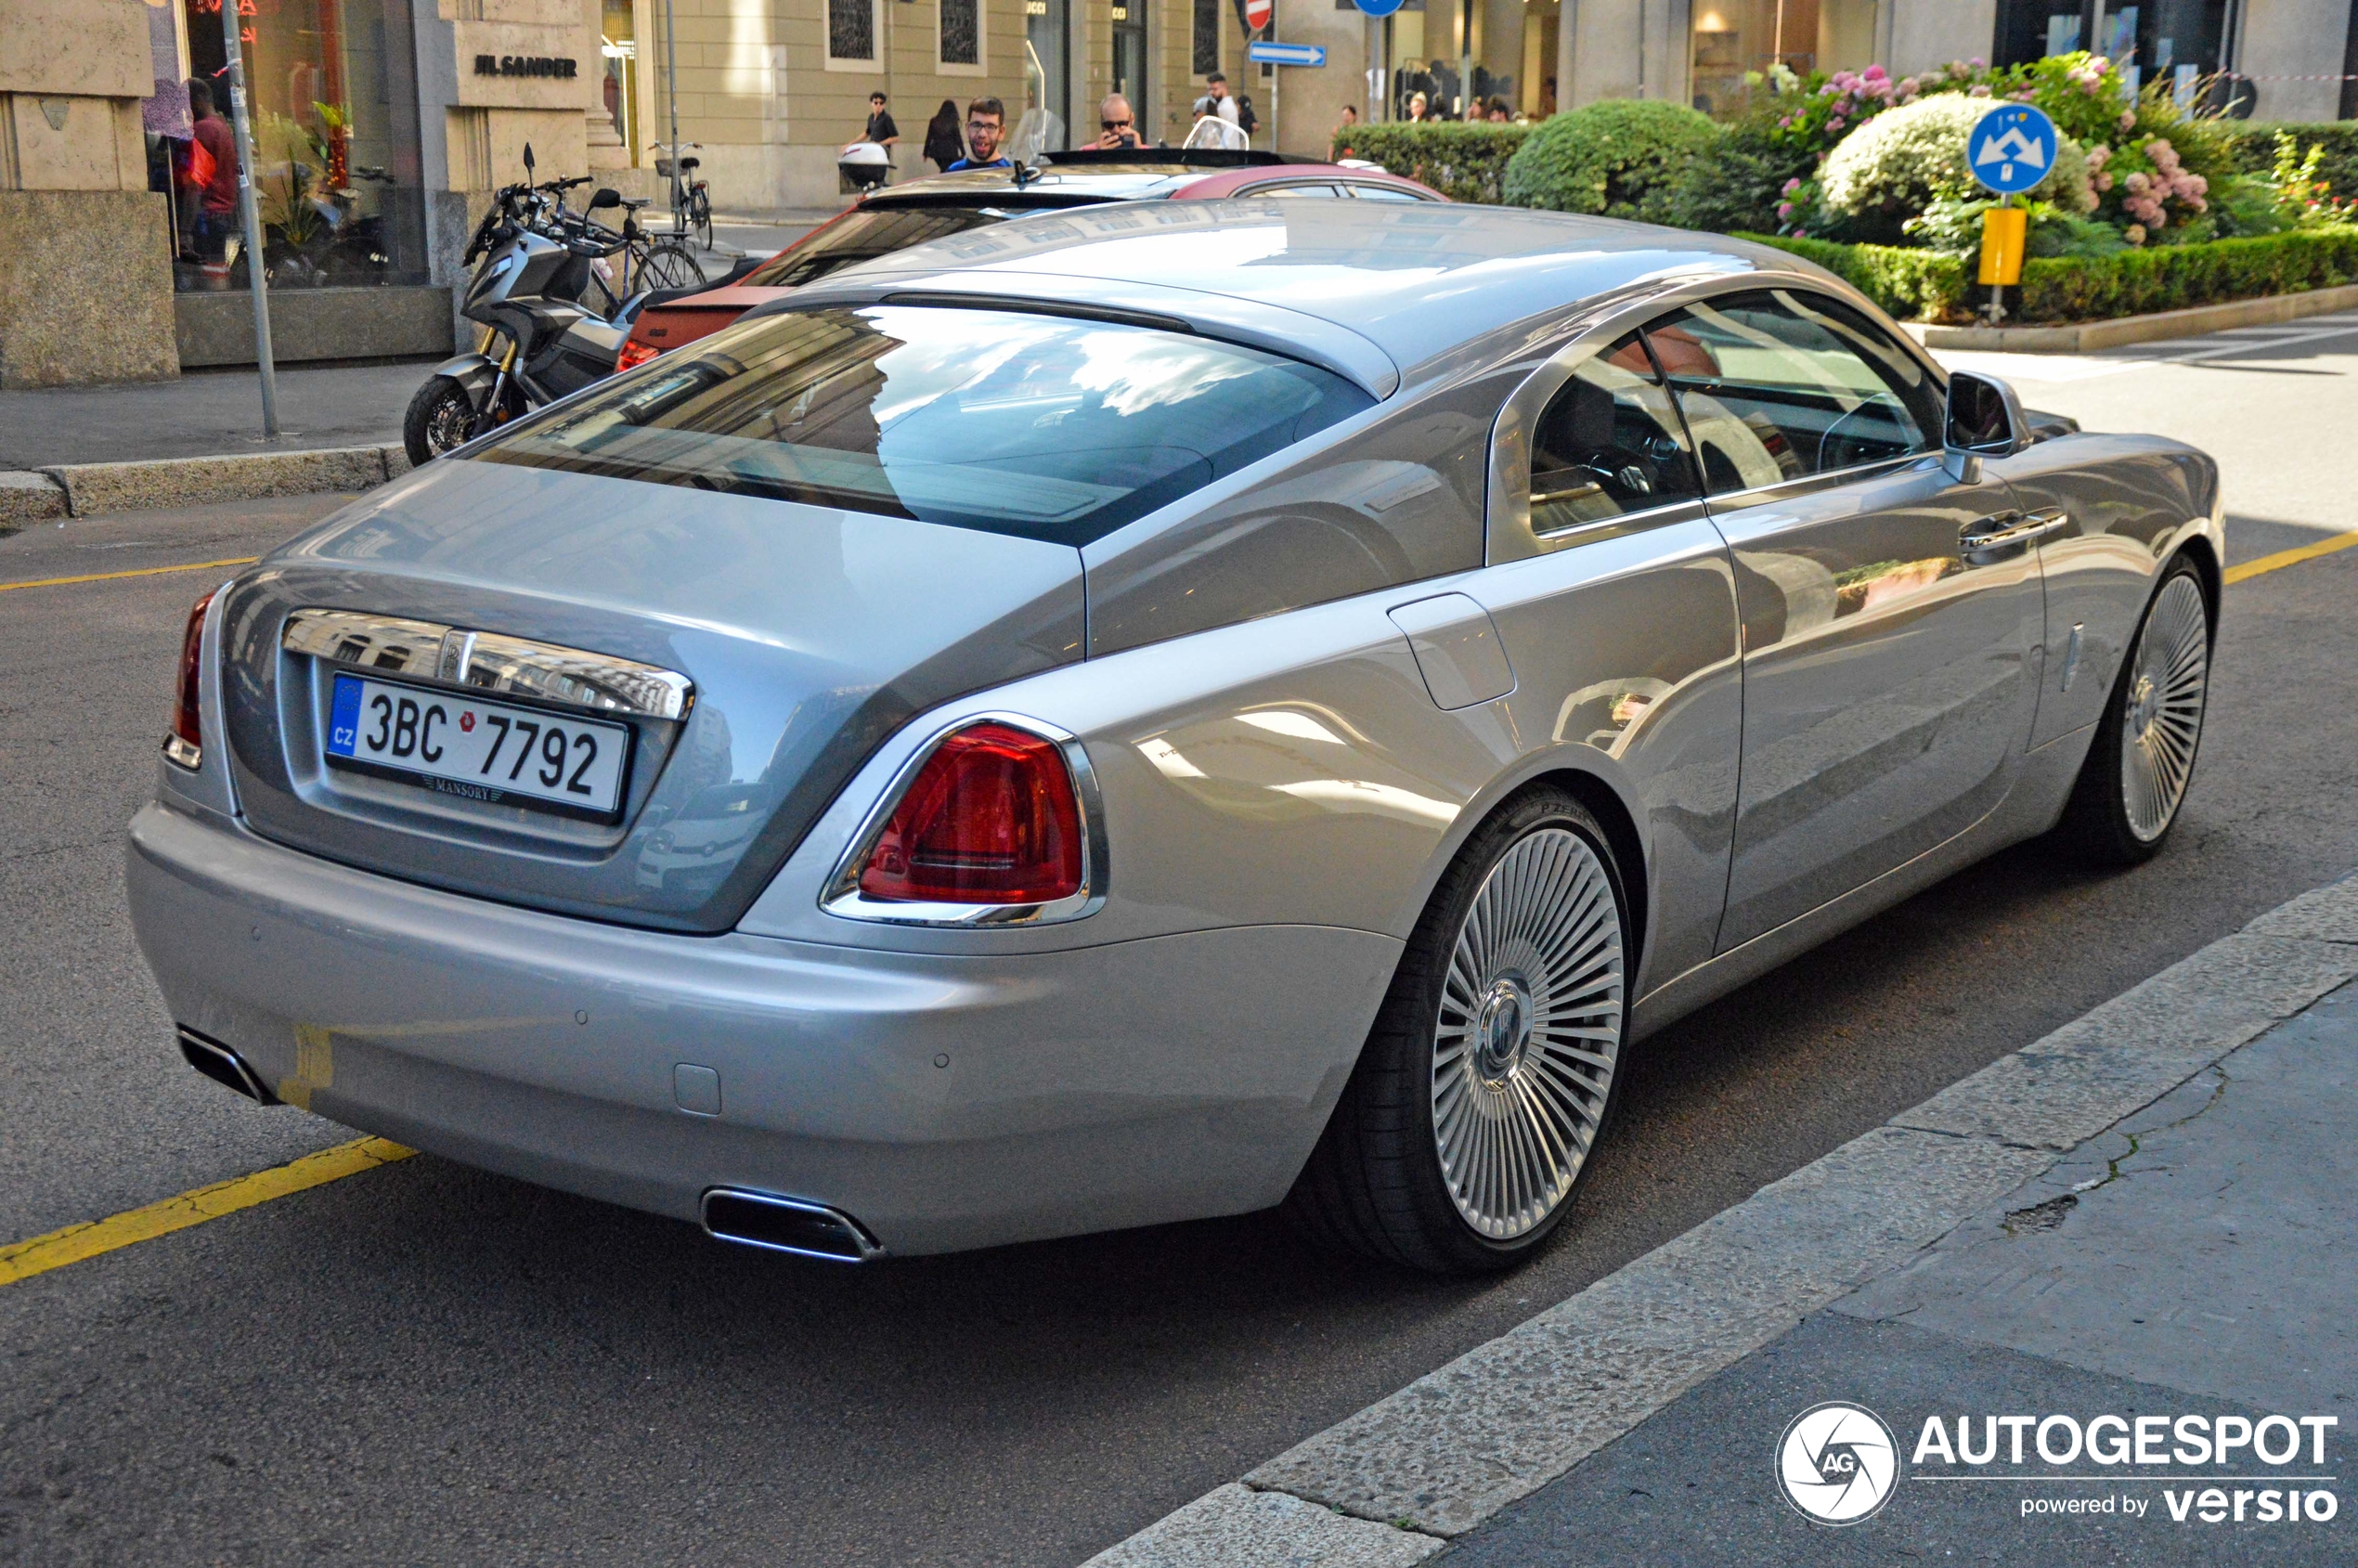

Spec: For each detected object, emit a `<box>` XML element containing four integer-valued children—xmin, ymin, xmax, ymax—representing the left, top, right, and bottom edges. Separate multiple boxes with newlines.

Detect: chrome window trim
<box><xmin>1694</xmin><ymin>451</ymin><xmax>1932</xmax><ymax>513</ymax></box>
<box><xmin>1486</xmin><ymin>271</ymin><xmax>1952</xmax><ymax>564</ymax></box>
<box><xmin>281</xmin><ymin>608</ymin><xmax>694</xmax><ymax>721</ymax></box>
<box><xmin>821</xmin><ymin>710</ymin><xmax>1110</xmax><ymax>928</ymax></box>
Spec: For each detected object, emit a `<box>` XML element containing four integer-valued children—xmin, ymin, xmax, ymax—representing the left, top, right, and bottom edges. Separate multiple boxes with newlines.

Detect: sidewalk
<box><xmin>1093</xmin><ymin>876</ymin><xmax>2358</xmax><ymax>1566</ymax></box>
<box><xmin>0</xmin><ymin>360</ymin><xmax>430</xmax><ymax>471</ymax></box>
<box><xmin>1445</xmin><ymin>979</ymin><xmax>2355</xmax><ymax>1563</ymax></box>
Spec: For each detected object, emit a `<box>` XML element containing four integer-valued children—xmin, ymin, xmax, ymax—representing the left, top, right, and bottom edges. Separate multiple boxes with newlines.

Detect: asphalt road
<box><xmin>6</xmin><ymin>320</ymin><xmax>2358</xmax><ymax>1566</ymax></box>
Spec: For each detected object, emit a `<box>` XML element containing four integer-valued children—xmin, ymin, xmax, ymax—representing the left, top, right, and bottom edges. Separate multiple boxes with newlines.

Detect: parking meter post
<box><xmin>1977</xmin><ymin>200</ymin><xmax>2028</xmax><ymax>328</ymax></box>
<box><xmin>219</xmin><ymin>0</ymin><xmax>279</xmax><ymax>436</ymax></box>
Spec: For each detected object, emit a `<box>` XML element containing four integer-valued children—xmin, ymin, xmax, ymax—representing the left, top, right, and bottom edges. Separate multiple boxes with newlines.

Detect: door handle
<box><xmin>1962</xmin><ymin>507</ymin><xmax>2069</xmax><ymax>553</ymax></box>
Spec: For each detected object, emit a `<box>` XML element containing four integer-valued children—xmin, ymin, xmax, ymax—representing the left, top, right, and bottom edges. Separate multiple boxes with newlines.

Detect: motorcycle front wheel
<box><xmin>403</xmin><ymin>374</ymin><xmax>481</xmax><ymax>467</ymax></box>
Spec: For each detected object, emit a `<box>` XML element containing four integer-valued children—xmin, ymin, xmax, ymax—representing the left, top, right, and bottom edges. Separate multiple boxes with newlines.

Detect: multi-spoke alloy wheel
<box><xmin>1285</xmin><ymin>788</ymin><xmax>1630</xmax><ymax>1273</ymax></box>
<box><xmin>2059</xmin><ymin>558</ymin><xmax>2212</xmax><ymax>865</ymax></box>
<box><xmin>1432</xmin><ymin>827</ymin><xmax>1624</xmax><ymax>1241</ymax></box>
<box><xmin>2118</xmin><ymin>574</ymin><xmax>2209</xmax><ymax>843</ymax></box>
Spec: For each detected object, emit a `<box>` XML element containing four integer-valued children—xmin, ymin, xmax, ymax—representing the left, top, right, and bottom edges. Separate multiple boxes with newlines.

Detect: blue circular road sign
<box><xmin>1969</xmin><ymin>104</ymin><xmax>2060</xmax><ymax>196</ymax></box>
<box><xmin>1354</xmin><ymin>0</ymin><xmax>1406</xmax><ymax>16</ymax></box>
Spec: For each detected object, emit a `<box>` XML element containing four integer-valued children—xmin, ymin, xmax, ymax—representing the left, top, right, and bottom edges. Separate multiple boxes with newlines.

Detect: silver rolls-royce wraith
<box><xmin>128</xmin><ymin>200</ymin><xmax>2221</xmax><ymax>1273</ymax></box>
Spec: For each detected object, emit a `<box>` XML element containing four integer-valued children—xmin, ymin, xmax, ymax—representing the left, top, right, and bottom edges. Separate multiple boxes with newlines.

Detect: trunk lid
<box><xmin>220</xmin><ymin>459</ymin><xmax>1085</xmax><ymax>933</ymax></box>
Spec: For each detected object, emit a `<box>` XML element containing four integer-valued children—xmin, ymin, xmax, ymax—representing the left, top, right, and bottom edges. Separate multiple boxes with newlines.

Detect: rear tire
<box><xmin>2054</xmin><ymin>558</ymin><xmax>2212</xmax><ymax>865</ymax></box>
<box><xmin>639</xmin><ymin>239</ymin><xmax>706</xmax><ymax>291</ymax></box>
<box><xmin>1284</xmin><ymin>786</ymin><xmax>1631</xmax><ymax>1274</ymax></box>
<box><xmin>402</xmin><ymin>374</ymin><xmax>478</xmax><ymax>467</ymax></box>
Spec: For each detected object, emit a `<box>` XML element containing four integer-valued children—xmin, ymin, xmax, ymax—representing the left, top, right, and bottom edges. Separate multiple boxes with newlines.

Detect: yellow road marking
<box><xmin>0</xmin><ymin>1137</ymin><xmax>413</xmax><ymax>1289</ymax></box>
<box><xmin>0</xmin><ymin>556</ymin><xmax>261</xmax><ymax>592</ymax></box>
<box><xmin>2225</xmin><ymin>529</ymin><xmax>2358</xmax><ymax>584</ymax></box>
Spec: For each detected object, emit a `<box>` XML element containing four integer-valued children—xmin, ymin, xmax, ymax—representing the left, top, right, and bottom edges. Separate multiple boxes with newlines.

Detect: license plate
<box><xmin>326</xmin><ymin>673</ymin><xmax>631</xmax><ymax>820</ymax></box>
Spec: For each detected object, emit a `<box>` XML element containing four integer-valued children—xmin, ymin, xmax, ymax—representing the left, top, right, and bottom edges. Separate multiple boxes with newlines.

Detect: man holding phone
<box><xmin>1091</xmin><ymin>94</ymin><xmax>1145</xmax><ymax>150</ymax></box>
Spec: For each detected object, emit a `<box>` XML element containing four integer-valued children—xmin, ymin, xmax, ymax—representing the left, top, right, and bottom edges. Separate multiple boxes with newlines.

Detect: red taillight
<box><xmin>615</xmin><ymin>338</ymin><xmax>660</xmax><ymax>372</ymax></box>
<box><xmin>857</xmin><ymin>724</ymin><xmax>1085</xmax><ymax>904</ymax></box>
<box><xmin>165</xmin><ymin>589</ymin><xmax>215</xmax><ymax>768</ymax></box>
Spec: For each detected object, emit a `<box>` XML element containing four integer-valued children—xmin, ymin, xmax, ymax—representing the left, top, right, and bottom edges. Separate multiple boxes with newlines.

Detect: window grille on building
<box><xmin>941</xmin><ymin>0</ymin><xmax>981</xmax><ymax>66</ymax></box>
<box><xmin>830</xmin><ymin>0</ymin><xmax>876</xmax><ymax>61</ymax></box>
<box><xmin>1193</xmin><ymin>0</ymin><xmax>1220</xmax><ymax>76</ymax></box>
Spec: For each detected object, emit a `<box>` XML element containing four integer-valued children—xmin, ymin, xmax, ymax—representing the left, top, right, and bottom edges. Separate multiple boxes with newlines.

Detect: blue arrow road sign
<box><xmin>1247</xmin><ymin>40</ymin><xmax>1328</xmax><ymax>66</ymax></box>
<box><xmin>1354</xmin><ymin>0</ymin><xmax>1405</xmax><ymax>15</ymax></box>
<box><xmin>1969</xmin><ymin>104</ymin><xmax>2059</xmax><ymax>196</ymax></box>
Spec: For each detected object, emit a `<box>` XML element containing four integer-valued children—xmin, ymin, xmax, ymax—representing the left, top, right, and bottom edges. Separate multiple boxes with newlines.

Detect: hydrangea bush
<box><xmin>1812</xmin><ymin>94</ymin><xmax>2093</xmax><ymax>244</ymax></box>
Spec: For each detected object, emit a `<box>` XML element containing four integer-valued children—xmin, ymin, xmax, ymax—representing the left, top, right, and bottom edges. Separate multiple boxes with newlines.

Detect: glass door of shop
<box><xmin>1112</xmin><ymin>0</ymin><xmax>1148</xmax><ymax>121</ymax></box>
<box><xmin>1023</xmin><ymin>0</ymin><xmax>1072</xmax><ymax>154</ymax></box>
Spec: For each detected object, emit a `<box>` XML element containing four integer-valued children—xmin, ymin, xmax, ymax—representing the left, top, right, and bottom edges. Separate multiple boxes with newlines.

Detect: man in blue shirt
<box><xmin>945</xmin><ymin>98</ymin><xmax>1011</xmax><ymax>171</ymax></box>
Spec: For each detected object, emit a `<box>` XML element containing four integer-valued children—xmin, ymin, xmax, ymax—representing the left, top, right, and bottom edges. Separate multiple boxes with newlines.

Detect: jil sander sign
<box><xmin>474</xmin><ymin>53</ymin><xmax>579</xmax><ymax>77</ymax></box>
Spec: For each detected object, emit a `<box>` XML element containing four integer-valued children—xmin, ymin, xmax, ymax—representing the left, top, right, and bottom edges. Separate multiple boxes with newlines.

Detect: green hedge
<box><xmin>2016</xmin><ymin>228</ymin><xmax>2358</xmax><ymax>320</ymax></box>
<box><xmin>2214</xmin><ymin>122</ymin><xmax>2358</xmax><ymax>201</ymax></box>
<box><xmin>1738</xmin><ymin>233</ymin><xmax>1974</xmax><ymax>321</ymax></box>
<box><xmin>1499</xmin><ymin>100</ymin><xmax>1721</xmax><ymax>219</ymax></box>
<box><xmin>1743</xmin><ymin>227</ymin><xmax>2358</xmax><ymax>323</ymax></box>
<box><xmin>1329</xmin><ymin>123</ymin><xmax>1534</xmax><ymax>204</ymax></box>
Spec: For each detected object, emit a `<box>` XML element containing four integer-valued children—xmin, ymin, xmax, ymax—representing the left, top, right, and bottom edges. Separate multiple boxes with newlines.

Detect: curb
<box><xmin>1907</xmin><ymin>281</ymin><xmax>2358</xmax><ymax>354</ymax></box>
<box><xmin>1082</xmin><ymin>873</ymin><xmax>2358</xmax><ymax>1566</ymax></box>
<box><xmin>0</xmin><ymin>445</ymin><xmax>411</xmax><ymax>525</ymax></box>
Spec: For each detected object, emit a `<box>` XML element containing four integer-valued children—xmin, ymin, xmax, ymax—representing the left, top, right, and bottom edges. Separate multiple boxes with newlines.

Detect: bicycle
<box><xmin>652</xmin><ymin>140</ymin><xmax>714</xmax><ymax>273</ymax></box>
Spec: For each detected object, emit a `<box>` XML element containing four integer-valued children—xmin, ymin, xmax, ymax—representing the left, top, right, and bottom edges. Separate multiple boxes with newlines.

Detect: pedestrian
<box><xmin>183</xmin><ymin>78</ymin><xmax>240</xmax><ymax>269</ymax></box>
<box><xmin>1338</xmin><ymin>104</ymin><xmax>1358</xmax><ymax>130</ymax></box>
<box><xmin>923</xmin><ymin>97</ymin><xmax>964</xmax><ymax>172</ymax></box>
<box><xmin>1092</xmin><ymin>93</ymin><xmax>1144</xmax><ymax>149</ymax></box>
<box><xmin>1236</xmin><ymin>94</ymin><xmax>1259</xmax><ymax>137</ymax></box>
<box><xmin>1483</xmin><ymin>96</ymin><xmax>1511</xmax><ymax>123</ymax></box>
<box><xmin>1192</xmin><ymin>71</ymin><xmax>1239</xmax><ymax>127</ymax></box>
<box><xmin>945</xmin><ymin>97</ymin><xmax>1010</xmax><ymax>171</ymax></box>
<box><xmin>1404</xmin><ymin>90</ymin><xmax>1431</xmax><ymax>123</ymax></box>
<box><xmin>844</xmin><ymin>91</ymin><xmax>899</xmax><ymax>156</ymax></box>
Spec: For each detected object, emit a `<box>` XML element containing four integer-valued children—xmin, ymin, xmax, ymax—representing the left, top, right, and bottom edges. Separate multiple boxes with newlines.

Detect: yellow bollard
<box><xmin>1977</xmin><ymin>204</ymin><xmax>2028</xmax><ymax>287</ymax></box>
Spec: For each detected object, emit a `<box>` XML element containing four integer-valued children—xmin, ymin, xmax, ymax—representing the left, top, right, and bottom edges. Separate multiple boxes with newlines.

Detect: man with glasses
<box><xmin>1091</xmin><ymin>94</ymin><xmax>1146</xmax><ymax>150</ymax></box>
<box><xmin>945</xmin><ymin>98</ymin><xmax>1012</xmax><ymax>171</ymax></box>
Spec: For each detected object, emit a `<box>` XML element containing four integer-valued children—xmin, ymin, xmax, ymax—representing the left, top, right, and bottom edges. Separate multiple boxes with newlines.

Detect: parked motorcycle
<box><xmin>403</xmin><ymin>151</ymin><xmax>646</xmax><ymax>466</ymax></box>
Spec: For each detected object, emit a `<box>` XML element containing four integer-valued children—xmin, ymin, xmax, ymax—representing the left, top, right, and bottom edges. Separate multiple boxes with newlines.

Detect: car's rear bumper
<box><xmin>126</xmin><ymin>801</ymin><xmax>1396</xmax><ymax>1256</ymax></box>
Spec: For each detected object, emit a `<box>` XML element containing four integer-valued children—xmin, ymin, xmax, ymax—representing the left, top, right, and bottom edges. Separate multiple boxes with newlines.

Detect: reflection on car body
<box><xmin>130</xmin><ymin>199</ymin><xmax>2222</xmax><ymax>1274</ymax></box>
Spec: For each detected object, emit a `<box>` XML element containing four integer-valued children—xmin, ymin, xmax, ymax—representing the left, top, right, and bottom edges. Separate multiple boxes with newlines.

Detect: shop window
<box><xmin>1994</xmin><ymin>2</ymin><xmax>2227</xmax><ymax>101</ymax></box>
<box><xmin>167</xmin><ymin>0</ymin><xmax>426</xmax><ymax>292</ymax></box>
<box><xmin>1193</xmin><ymin>0</ymin><xmax>1220</xmax><ymax>77</ymax></box>
<box><xmin>602</xmin><ymin>0</ymin><xmax>640</xmax><ymax>156</ymax></box>
<box><xmin>1691</xmin><ymin>0</ymin><xmax>1878</xmax><ymax>116</ymax></box>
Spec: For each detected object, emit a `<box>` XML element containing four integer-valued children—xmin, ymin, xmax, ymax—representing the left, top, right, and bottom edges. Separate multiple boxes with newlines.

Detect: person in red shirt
<box><xmin>184</xmin><ymin>79</ymin><xmax>240</xmax><ymax>261</ymax></box>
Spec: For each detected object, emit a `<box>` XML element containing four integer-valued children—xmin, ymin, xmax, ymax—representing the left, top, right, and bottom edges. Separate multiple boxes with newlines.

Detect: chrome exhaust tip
<box><xmin>176</xmin><ymin>1026</ymin><xmax>280</xmax><ymax>1105</ymax></box>
<box><xmin>700</xmin><ymin>1188</ymin><xmax>883</xmax><ymax>1263</ymax></box>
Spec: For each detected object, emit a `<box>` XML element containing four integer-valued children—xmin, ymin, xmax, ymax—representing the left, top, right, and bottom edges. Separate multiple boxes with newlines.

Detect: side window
<box><xmin>1345</xmin><ymin>183</ymin><xmax>1425</xmax><ymax>201</ymax></box>
<box><xmin>1248</xmin><ymin>182</ymin><xmax>1343</xmax><ymax>199</ymax></box>
<box><xmin>1647</xmin><ymin>290</ymin><xmax>1945</xmax><ymax>495</ymax></box>
<box><xmin>1525</xmin><ymin>330</ymin><xmax>1704</xmax><ymax>534</ymax></box>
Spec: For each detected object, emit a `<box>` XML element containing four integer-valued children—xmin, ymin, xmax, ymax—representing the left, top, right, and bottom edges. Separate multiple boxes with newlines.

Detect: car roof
<box><xmin>778</xmin><ymin>200</ymin><xmax>1840</xmax><ymax>386</ymax></box>
<box><xmin>864</xmin><ymin>166</ymin><xmax>1192</xmax><ymax>203</ymax></box>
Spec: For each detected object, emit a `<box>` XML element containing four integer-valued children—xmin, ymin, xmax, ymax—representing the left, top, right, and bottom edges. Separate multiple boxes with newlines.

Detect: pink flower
<box><xmin>1781</xmin><ymin>177</ymin><xmax>1802</xmax><ymax>194</ymax></box>
<box><xmin>1968</xmin><ymin>56</ymin><xmax>1987</xmax><ymax>68</ymax></box>
<box><xmin>2124</xmin><ymin>171</ymin><xmax>2150</xmax><ymax>194</ymax></box>
<box><xmin>2118</xmin><ymin>110</ymin><xmax>2136</xmax><ymax>131</ymax></box>
<box><xmin>2183</xmin><ymin>173</ymin><xmax>2208</xmax><ymax>196</ymax></box>
<box><xmin>1863</xmin><ymin>63</ymin><xmax>1887</xmax><ymax>81</ymax></box>
<box><xmin>2124</xmin><ymin>223</ymin><xmax>2146</xmax><ymax>244</ymax></box>
<box><xmin>2096</xmin><ymin>172</ymin><xmax>2114</xmax><ymax>191</ymax></box>
<box><xmin>1827</xmin><ymin>116</ymin><xmax>1846</xmax><ymax>132</ymax></box>
<box><xmin>1777</xmin><ymin>202</ymin><xmax>1795</xmax><ymax>219</ymax></box>
<box><xmin>1971</xmin><ymin>84</ymin><xmax>1992</xmax><ymax>97</ymax></box>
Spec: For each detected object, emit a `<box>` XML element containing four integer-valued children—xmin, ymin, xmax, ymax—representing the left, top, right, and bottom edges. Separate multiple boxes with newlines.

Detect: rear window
<box><xmin>740</xmin><ymin>208</ymin><xmax>1005</xmax><ymax>290</ymax></box>
<box><xmin>471</xmin><ymin>305</ymin><xmax>1375</xmax><ymax>547</ymax></box>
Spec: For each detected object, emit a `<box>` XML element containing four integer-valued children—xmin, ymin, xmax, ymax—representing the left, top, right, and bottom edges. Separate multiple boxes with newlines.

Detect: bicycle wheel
<box><xmin>691</xmin><ymin>191</ymin><xmax>713</xmax><ymax>250</ymax></box>
<box><xmin>637</xmin><ymin>240</ymin><xmax>706</xmax><ymax>291</ymax></box>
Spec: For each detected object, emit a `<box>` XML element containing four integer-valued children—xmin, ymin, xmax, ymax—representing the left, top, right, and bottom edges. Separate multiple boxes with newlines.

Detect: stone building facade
<box><xmin>1</xmin><ymin>0</ymin><xmax>2349</xmax><ymax>386</ymax></box>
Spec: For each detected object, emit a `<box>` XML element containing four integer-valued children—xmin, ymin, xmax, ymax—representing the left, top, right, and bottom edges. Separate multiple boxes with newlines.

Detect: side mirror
<box><xmin>590</xmin><ymin>187</ymin><xmax>623</xmax><ymax>210</ymax></box>
<box><xmin>1942</xmin><ymin>369</ymin><xmax>2028</xmax><ymax>481</ymax></box>
<box><xmin>522</xmin><ymin>142</ymin><xmax>537</xmax><ymax>175</ymax></box>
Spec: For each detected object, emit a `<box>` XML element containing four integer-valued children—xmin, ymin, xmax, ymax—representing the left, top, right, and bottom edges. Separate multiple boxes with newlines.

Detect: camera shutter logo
<box><xmin>1777</xmin><ymin>1402</ymin><xmax>1901</xmax><ymax>1524</ymax></box>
